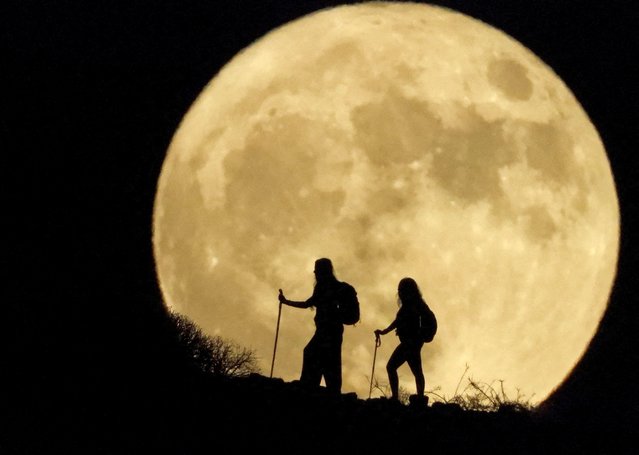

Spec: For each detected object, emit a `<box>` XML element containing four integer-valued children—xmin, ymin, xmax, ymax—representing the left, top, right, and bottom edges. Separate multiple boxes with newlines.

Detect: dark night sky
<box><xmin>7</xmin><ymin>0</ymin><xmax>638</xmax><ymax>443</ymax></box>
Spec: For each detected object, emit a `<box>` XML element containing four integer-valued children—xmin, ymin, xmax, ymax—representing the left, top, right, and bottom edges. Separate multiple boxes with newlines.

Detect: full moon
<box><xmin>153</xmin><ymin>2</ymin><xmax>619</xmax><ymax>402</ymax></box>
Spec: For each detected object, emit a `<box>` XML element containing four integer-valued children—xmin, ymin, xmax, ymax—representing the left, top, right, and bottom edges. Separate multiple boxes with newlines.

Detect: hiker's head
<box><xmin>398</xmin><ymin>277</ymin><xmax>423</xmax><ymax>306</ymax></box>
<box><xmin>314</xmin><ymin>258</ymin><xmax>335</xmax><ymax>283</ymax></box>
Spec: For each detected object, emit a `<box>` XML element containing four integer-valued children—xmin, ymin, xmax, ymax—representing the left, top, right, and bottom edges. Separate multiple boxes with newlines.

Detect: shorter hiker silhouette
<box><xmin>374</xmin><ymin>277</ymin><xmax>433</xmax><ymax>405</ymax></box>
<box><xmin>278</xmin><ymin>258</ymin><xmax>357</xmax><ymax>395</ymax></box>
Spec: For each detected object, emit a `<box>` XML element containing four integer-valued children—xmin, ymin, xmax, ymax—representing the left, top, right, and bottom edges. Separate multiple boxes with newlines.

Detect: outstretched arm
<box><xmin>279</xmin><ymin>289</ymin><xmax>313</xmax><ymax>309</ymax></box>
<box><xmin>375</xmin><ymin>319</ymin><xmax>397</xmax><ymax>336</ymax></box>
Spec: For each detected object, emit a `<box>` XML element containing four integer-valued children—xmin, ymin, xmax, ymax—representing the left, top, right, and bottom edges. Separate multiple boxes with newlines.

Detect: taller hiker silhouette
<box><xmin>375</xmin><ymin>277</ymin><xmax>434</xmax><ymax>406</ymax></box>
<box><xmin>278</xmin><ymin>258</ymin><xmax>357</xmax><ymax>395</ymax></box>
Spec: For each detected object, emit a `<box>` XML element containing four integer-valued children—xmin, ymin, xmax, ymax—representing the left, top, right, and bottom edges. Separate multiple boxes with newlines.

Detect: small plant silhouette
<box><xmin>367</xmin><ymin>376</ymin><xmax>412</xmax><ymax>405</ymax></box>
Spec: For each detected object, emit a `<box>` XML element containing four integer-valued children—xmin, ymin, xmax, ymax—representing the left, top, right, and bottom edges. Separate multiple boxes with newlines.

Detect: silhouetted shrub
<box><xmin>169</xmin><ymin>311</ymin><xmax>260</xmax><ymax>377</ymax></box>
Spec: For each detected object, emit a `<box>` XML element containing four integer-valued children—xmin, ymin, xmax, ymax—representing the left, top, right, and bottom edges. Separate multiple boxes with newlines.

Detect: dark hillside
<box><xmin>6</xmin><ymin>361</ymin><xmax>631</xmax><ymax>454</ymax></box>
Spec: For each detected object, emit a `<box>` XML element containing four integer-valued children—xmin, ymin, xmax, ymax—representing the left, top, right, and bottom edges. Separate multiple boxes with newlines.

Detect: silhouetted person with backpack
<box><xmin>375</xmin><ymin>277</ymin><xmax>435</xmax><ymax>406</ymax></box>
<box><xmin>278</xmin><ymin>258</ymin><xmax>358</xmax><ymax>395</ymax></box>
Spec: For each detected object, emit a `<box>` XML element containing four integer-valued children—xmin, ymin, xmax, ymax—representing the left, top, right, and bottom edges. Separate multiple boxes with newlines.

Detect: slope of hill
<box><xmin>12</xmin><ymin>371</ymin><xmax>631</xmax><ymax>455</ymax></box>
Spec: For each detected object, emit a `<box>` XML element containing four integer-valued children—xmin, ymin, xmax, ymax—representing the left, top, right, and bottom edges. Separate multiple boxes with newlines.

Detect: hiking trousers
<box><xmin>301</xmin><ymin>325</ymin><xmax>343</xmax><ymax>394</ymax></box>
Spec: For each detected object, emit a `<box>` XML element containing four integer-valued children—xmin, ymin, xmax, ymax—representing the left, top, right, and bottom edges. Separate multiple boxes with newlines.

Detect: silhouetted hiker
<box><xmin>278</xmin><ymin>258</ymin><xmax>358</xmax><ymax>395</ymax></box>
<box><xmin>375</xmin><ymin>277</ymin><xmax>432</xmax><ymax>405</ymax></box>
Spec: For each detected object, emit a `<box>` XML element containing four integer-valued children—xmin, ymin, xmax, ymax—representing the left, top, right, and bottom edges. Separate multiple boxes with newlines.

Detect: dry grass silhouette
<box><xmin>426</xmin><ymin>364</ymin><xmax>536</xmax><ymax>412</ymax></box>
<box><xmin>368</xmin><ymin>364</ymin><xmax>535</xmax><ymax>411</ymax></box>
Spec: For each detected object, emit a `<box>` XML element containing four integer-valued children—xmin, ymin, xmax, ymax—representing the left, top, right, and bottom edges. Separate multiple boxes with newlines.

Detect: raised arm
<box><xmin>374</xmin><ymin>319</ymin><xmax>397</xmax><ymax>336</ymax></box>
<box><xmin>279</xmin><ymin>289</ymin><xmax>313</xmax><ymax>309</ymax></box>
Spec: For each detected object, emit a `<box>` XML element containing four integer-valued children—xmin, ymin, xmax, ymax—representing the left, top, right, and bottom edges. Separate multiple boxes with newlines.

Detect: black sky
<box><xmin>7</xmin><ymin>0</ymin><xmax>638</xmax><ymax>444</ymax></box>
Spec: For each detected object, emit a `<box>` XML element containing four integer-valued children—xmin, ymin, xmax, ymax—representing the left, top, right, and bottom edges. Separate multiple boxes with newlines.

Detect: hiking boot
<box><xmin>341</xmin><ymin>392</ymin><xmax>358</xmax><ymax>402</ymax></box>
<box><xmin>409</xmin><ymin>394</ymin><xmax>429</xmax><ymax>408</ymax></box>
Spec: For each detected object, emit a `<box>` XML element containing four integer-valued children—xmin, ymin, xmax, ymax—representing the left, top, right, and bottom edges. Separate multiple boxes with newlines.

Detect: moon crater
<box><xmin>488</xmin><ymin>57</ymin><xmax>534</xmax><ymax>101</ymax></box>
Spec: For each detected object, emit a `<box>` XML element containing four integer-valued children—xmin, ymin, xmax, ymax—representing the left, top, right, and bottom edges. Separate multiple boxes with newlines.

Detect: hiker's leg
<box><xmin>324</xmin><ymin>333</ymin><xmax>342</xmax><ymax>394</ymax></box>
<box><xmin>301</xmin><ymin>332</ymin><xmax>322</xmax><ymax>387</ymax></box>
<box><xmin>406</xmin><ymin>344</ymin><xmax>425</xmax><ymax>396</ymax></box>
<box><xmin>386</xmin><ymin>344</ymin><xmax>407</xmax><ymax>400</ymax></box>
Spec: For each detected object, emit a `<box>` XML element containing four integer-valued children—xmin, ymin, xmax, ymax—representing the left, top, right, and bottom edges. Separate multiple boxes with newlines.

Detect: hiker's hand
<box><xmin>278</xmin><ymin>289</ymin><xmax>287</xmax><ymax>304</ymax></box>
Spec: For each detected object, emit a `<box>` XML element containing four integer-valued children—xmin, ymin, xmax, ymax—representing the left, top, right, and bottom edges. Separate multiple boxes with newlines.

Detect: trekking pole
<box><xmin>368</xmin><ymin>333</ymin><xmax>382</xmax><ymax>399</ymax></box>
<box><xmin>270</xmin><ymin>291</ymin><xmax>284</xmax><ymax>378</ymax></box>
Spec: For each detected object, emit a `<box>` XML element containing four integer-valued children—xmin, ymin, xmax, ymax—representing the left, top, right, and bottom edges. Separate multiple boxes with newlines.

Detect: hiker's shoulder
<box><xmin>339</xmin><ymin>281</ymin><xmax>357</xmax><ymax>293</ymax></box>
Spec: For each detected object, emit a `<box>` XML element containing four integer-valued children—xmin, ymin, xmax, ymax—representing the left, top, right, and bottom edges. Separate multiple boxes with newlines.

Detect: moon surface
<box><xmin>153</xmin><ymin>2</ymin><xmax>619</xmax><ymax>402</ymax></box>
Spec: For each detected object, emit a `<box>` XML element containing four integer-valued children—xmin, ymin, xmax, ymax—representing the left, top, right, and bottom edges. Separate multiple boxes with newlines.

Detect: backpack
<box><xmin>419</xmin><ymin>305</ymin><xmax>437</xmax><ymax>342</ymax></box>
<box><xmin>337</xmin><ymin>283</ymin><xmax>360</xmax><ymax>325</ymax></box>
